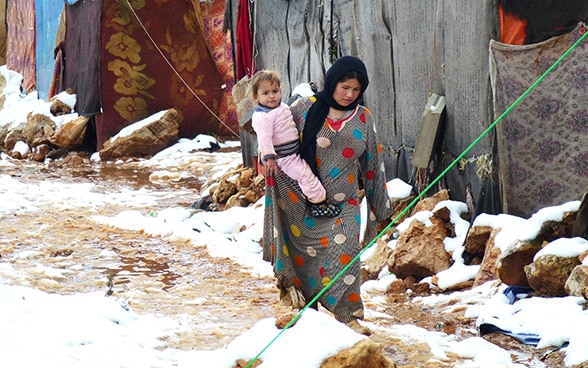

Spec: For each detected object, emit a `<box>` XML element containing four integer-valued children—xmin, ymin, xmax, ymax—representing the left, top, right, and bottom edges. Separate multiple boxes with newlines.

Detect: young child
<box><xmin>249</xmin><ymin>70</ymin><xmax>340</xmax><ymax>217</ymax></box>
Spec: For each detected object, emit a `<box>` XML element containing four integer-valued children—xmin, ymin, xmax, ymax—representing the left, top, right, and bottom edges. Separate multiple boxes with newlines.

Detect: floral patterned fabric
<box><xmin>490</xmin><ymin>23</ymin><xmax>588</xmax><ymax>218</ymax></box>
<box><xmin>199</xmin><ymin>0</ymin><xmax>238</xmax><ymax>135</ymax></box>
<box><xmin>262</xmin><ymin>97</ymin><xmax>392</xmax><ymax>323</ymax></box>
<box><xmin>96</xmin><ymin>0</ymin><xmax>226</xmax><ymax>148</ymax></box>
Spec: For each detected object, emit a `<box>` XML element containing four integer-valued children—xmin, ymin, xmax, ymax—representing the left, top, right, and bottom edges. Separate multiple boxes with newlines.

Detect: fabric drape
<box><xmin>490</xmin><ymin>23</ymin><xmax>588</xmax><ymax>217</ymax></box>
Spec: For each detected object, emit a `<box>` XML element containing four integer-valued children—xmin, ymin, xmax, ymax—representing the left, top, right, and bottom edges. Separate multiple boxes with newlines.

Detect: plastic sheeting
<box><xmin>35</xmin><ymin>0</ymin><xmax>63</xmax><ymax>100</ymax></box>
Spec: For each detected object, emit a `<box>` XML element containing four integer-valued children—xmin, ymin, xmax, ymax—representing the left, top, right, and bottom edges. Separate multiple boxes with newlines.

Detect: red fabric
<box><xmin>498</xmin><ymin>4</ymin><xmax>527</xmax><ymax>45</ymax></box>
<box><xmin>235</xmin><ymin>0</ymin><xmax>254</xmax><ymax>79</ymax></box>
<box><xmin>95</xmin><ymin>0</ymin><xmax>225</xmax><ymax>149</ymax></box>
<box><xmin>47</xmin><ymin>48</ymin><xmax>63</xmax><ymax>99</ymax></box>
<box><xmin>199</xmin><ymin>0</ymin><xmax>239</xmax><ymax>136</ymax></box>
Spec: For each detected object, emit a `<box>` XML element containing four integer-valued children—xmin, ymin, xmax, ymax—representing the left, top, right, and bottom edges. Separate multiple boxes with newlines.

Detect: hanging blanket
<box><xmin>490</xmin><ymin>23</ymin><xmax>588</xmax><ymax>218</ymax></box>
<box><xmin>95</xmin><ymin>0</ymin><xmax>225</xmax><ymax>149</ymax></box>
<box><xmin>198</xmin><ymin>0</ymin><xmax>238</xmax><ymax>136</ymax></box>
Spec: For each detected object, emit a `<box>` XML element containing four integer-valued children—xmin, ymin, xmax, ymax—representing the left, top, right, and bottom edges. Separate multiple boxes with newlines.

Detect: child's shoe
<box><xmin>310</xmin><ymin>201</ymin><xmax>341</xmax><ymax>217</ymax></box>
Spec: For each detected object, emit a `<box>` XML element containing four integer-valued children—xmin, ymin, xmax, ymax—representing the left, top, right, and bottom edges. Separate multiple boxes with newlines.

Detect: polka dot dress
<box><xmin>262</xmin><ymin>97</ymin><xmax>392</xmax><ymax>323</ymax></box>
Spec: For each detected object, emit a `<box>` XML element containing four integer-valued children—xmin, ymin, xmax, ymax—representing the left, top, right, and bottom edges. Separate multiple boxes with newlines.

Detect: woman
<box><xmin>262</xmin><ymin>56</ymin><xmax>392</xmax><ymax>335</ymax></box>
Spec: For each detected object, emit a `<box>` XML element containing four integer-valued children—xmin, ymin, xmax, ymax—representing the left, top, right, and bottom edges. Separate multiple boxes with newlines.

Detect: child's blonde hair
<box><xmin>248</xmin><ymin>70</ymin><xmax>282</xmax><ymax>100</ymax></box>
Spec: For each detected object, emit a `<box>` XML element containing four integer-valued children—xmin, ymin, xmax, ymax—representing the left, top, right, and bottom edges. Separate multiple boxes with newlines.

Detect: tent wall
<box><xmin>34</xmin><ymin>0</ymin><xmax>63</xmax><ymax>101</ymax></box>
<box><xmin>228</xmin><ymin>0</ymin><xmax>500</xmax><ymax>216</ymax></box>
<box><xmin>6</xmin><ymin>0</ymin><xmax>35</xmax><ymax>93</ymax></box>
<box><xmin>0</xmin><ymin>0</ymin><xmax>6</xmax><ymax>66</ymax></box>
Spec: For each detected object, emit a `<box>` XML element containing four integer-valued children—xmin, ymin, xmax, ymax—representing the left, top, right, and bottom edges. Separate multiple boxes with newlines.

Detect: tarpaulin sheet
<box><xmin>95</xmin><ymin>0</ymin><xmax>225</xmax><ymax>149</ymax></box>
<box><xmin>490</xmin><ymin>23</ymin><xmax>588</xmax><ymax>218</ymax></box>
<box><xmin>6</xmin><ymin>0</ymin><xmax>36</xmax><ymax>93</ymax></box>
<box><xmin>35</xmin><ymin>0</ymin><xmax>63</xmax><ymax>100</ymax></box>
<box><xmin>64</xmin><ymin>0</ymin><xmax>102</xmax><ymax>115</ymax></box>
<box><xmin>198</xmin><ymin>0</ymin><xmax>238</xmax><ymax>136</ymax></box>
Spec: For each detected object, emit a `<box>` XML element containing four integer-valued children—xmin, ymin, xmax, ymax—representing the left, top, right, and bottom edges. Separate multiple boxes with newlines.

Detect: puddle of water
<box><xmin>100</xmin><ymin>254</ymin><xmax>181</xmax><ymax>292</ymax></box>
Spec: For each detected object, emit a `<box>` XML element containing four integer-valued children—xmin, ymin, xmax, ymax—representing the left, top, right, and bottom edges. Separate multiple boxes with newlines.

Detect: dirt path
<box><xmin>0</xmin><ymin>153</ymin><xmax>569</xmax><ymax>367</ymax></box>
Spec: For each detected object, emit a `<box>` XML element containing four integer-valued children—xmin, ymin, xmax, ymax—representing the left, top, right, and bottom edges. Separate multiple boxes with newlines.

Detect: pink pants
<box><xmin>278</xmin><ymin>154</ymin><xmax>326</xmax><ymax>203</ymax></box>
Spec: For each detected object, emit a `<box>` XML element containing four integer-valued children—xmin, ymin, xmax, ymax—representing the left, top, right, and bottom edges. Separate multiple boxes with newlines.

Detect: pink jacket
<box><xmin>251</xmin><ymin>102</ymin><xmax>299</xmax><ymax>161</ymax></box>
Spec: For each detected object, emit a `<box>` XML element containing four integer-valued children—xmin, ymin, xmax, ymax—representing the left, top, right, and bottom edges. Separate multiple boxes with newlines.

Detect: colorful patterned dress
<box><xmin>262</xmin><ymin>96</ymin><xmax>392</xmax><ymax>322</ymax></box>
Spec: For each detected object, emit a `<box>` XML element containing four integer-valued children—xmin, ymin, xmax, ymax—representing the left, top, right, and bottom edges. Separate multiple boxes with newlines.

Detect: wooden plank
<box><xmin>411</xmin><ymin>93</ymin><xmax>446</xmax><ymax>169</ymax></box>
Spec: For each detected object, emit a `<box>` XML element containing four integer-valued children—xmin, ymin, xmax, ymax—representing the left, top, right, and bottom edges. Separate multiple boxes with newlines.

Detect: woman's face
<box><xmin>332</xmin><ymin>78</ymin><xmax>362</xmax><ymax>107</ymax></box>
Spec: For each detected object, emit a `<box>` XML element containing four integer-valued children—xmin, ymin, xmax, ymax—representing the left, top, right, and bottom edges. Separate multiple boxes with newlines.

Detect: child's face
<box><xmin>254</xmin><ymin>80</ymin><xmax>282</xmax><ymax>109</ymax></box>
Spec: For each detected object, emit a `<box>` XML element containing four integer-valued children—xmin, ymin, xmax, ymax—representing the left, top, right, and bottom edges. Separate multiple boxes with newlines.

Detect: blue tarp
<box><xmin>35</xmin><ymin>0</ymin><xmax>63</xmax><ymax>100</ymax></box>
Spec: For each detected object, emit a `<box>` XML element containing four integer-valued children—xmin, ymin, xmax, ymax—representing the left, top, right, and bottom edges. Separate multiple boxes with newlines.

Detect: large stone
<box><xmin>25</xmin><ymin>113</ymin><xmax>56</xmax><ymax>146</ymax></box>
<box><xmin>362</xmin><ymin>237</ymin><xmax>394</xmax><ymax>282</ymax></box>
<box><xmin>320</xmin><ymin>338</ymin><xmax>396</xmax><ymax>368</ymax></box>
<box><xmin>4</xmin><ymin>123</ymin><xmax>26</xmax><ymax>151</ymax></box>
<box><xmin>496</xmin><ymin>211</ymin><xmax>578</xmax><ymax>287</ymax></box>
<box><xmin>535</xmin><ymin>213</ymin><xmax>577</xmax><ymax>242</ymax></box>
<box><xmin>51</xmin><ymin>116</ymin><xmax>90</xmax><ymax>149</ymax></box>
<box><xmin>565</xmin><ymin>265</ymin><xmax>588</xmax><ymax>299</ymax></box>
<box><xmin>99</xmin><ymin>109</ymin><xmax>180</xmax><ymax>160</ymax></box>
<box><xmin>573</xmin><ymin>188</ymin><xmax>588</xmax><ymax>240</ymax></box>
<box><xmin>464</xmin><ymin>225</ymin><xmax>493</xmax><ymax>261</ymax></box>
<box><xmin>497</xmin><ymin>240</ymin><xmax>539</xmax><ymax>287</ymax></box>
<box><xmin>525</xmin><ymin>254</ymin><xmax>581</xmax><ymax>296</ymax></box>
<box><xmin>473</xmin><ymin>228</ymin><xmax>502</xmax><ymax>287</ymax></box>
<box><xmin>389</xmin><ymin>215</ymin><xmax>452</xmax><ymax>281</ymax></box>
<box><xmin>411</xmin><ymin>189</ymin><xmax>450</xmax><ymax>214</ymax></box>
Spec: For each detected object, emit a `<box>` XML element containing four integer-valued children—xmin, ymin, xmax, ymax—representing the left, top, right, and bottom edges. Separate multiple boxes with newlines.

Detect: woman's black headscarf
<box><xmin>299</xmin><ymin>56</ymin><xmax>370</xmax><ymax>176</ymax></box>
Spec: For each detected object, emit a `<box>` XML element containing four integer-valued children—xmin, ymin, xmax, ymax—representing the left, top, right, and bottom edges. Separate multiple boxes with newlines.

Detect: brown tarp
<box><xmin>6</xmin><ymin>0</ymin><xmax>35</xmax><ymax>93</ymax></box>
<box><xmin>490</xmin><ymin>23</ymin><xmax>588</xmax><ymax>217</ymax></box>
<box><xmin>95</xmin><ymin>0</ymin><xmax>226</xmax><ymax>149</ymax></box>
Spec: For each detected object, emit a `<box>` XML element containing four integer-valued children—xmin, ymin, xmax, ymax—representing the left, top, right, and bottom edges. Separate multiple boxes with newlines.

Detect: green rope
<box><xmin>244</xmin><ymin>28</ymin><xmax>588</xmax><ymax>368</ymax></box>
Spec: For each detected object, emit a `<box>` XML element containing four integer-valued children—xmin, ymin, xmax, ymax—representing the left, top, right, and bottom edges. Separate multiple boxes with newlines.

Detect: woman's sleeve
<box><xmin>360</xmin><ymin>108</ymin><xmax>392</xmax><ymax>223</ymax></box>
<box><xmin>289</xmin><ymin>96</ymin><xmax>314</xmax><ymax>134</ymax></box>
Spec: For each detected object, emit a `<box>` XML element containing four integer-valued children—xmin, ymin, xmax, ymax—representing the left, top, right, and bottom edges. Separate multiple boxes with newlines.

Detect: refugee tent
<box><xmin>0</xmin><ymin>0</ymin><xmax>6</xmax><ymax>66</ymax></box>
<box><xmin>225</xmin><ymin>0</ymin><xmax>588</xmax><ymax>218</ymax></box>
<box><xmin>2</xmin><ymin>0</ymin><xmax>239</xmax><ymax>150</ymax></box>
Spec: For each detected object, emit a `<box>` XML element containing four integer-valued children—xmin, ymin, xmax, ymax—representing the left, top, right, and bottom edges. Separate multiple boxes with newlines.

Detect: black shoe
<box><xmin>310</xmin><ymin>201</ymin><xmax>341</xmax><ymax>217</ymax></box>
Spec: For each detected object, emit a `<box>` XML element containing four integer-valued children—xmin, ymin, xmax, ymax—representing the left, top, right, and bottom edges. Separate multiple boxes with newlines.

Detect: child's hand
<box><xmin>265</xmin><ymin>158</ymin><xmax>278</xmax><ymax>175</ymax></box>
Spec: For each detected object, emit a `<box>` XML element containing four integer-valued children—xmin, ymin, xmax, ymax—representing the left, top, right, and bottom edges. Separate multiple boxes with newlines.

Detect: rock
<box><xmin>497</xmin><ymin>240</ymin><xmax>539</xmax><ymax>287</ymax></box>
<box><xmin>49</xmin><ymin>98</ymin><xmax>72</xmax><ymax>116</ymax></box>
<box><xmin>362</xmin><ymin>237</ymin><xmax>394</xmax><ymax>282</ymax></box>
<box><xmin>320</xmin><ymin>338</ymin><xmax>396</xmax><ymax>368</ymax></box>
<box><xmin>389</xmin><ymin>215</ymin><xmax>452</xmax><ymax>281</ymax></box>
<box><xmin>535</xmin><ymin>212</ymin><xmax>577</xmax><ymax>242</ymax></box>
<box><xmin>496</xmin><ymin>211</ymin><xmax>578</xmax><ymax>287</ymax></box>
<box><xmin>573</xmin><ymin>188</ymin><xmax>588</xmax><ymax>240</ymax></box>
<box><xmin>565</xmin><ymin>265</ymin><xmax>588</xmax><ymax>299</ymax></box>
<box><xmin>234</xmin><ymin>358</ymin><xmax>261</xmax><ymax>368</ymax></box>
<box><xmin>411</xmin><ymin>189</ymin><xmax>450</xmax><ymax>214</ymax></box>
<box><xmin>213</xmin><ymin>179</ymin><xmax>237</xmax><ymax>204</ymax></box>
<box><xmin>464</xmin><ymin>225</ymin><xmax>493</xmax><ymax>261</ymax></box>
<box><xmin>524</xmin><ymin>254</ymin><xmax>581</xmax><ymax>296</ymax></box>
<box><xmin>51</xmin><ymin>116</ymin><xmax>90</xmax><ymax>149</ymax></box>
<box><xmin>3</xmin><ymin>124</ymin><xmax>26</xmax><ymax>151</ymax></box>
<box><xmin>28</xmin><ymin>144</ymin><xmax>51</xmax><ymax>162</ymax></box>
<box><xmin>99</xmin><ymin>109</ymin><xmax>180</xmax><ymax>160</ymax></box>
<box><xmin>473</xmin><ymin>228</ymin><xmax>502</xmax><ymax>287</ymax></box>
<box><xmin>25</xmin><ymin>113</ymin><xmax>56</xmax><ymax>146</ymax></box>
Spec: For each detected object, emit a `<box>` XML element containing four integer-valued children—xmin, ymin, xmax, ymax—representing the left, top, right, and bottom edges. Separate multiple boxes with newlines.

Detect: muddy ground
<box><xmin>0</xmin><ymin>150</ymin><xmax>574</xmax><ymax>367</ymax></box>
